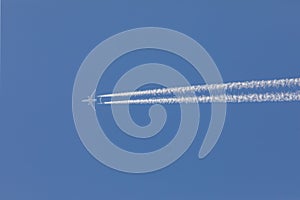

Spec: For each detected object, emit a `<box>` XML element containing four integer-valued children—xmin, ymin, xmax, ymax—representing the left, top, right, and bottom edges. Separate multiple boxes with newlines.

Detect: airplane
<box><xmin>81</xmin><ymin>90</ymin><xmax>97</xmax><ymax>111</ymax></box>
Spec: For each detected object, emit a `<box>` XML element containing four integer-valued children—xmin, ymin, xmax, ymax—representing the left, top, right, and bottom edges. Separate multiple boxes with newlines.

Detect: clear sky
<box><xmin>1</xmin><ymin>0</ymin><xmax>300</xmax><ymax>199</ymax></box>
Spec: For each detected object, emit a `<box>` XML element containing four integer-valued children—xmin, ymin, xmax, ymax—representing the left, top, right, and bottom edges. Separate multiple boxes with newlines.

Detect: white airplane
<box><xmin>81</xmin><ymin>90</ymin><xmax>97</xmax><ymax>111</ymax></box>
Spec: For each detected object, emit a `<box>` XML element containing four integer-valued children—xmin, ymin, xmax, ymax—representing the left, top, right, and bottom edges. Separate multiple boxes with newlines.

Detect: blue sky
<box><xmin>1</xmin><ymin>1</ymin><xmax>300</xmax><ymax>199</ymax></box>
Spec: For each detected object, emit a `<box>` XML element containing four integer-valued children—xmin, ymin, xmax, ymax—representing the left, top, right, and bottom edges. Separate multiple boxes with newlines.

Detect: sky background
<box><xmin>1</xmin><ymin>0</ymin><xmax>300</xmax><ymax>199</ymax></box>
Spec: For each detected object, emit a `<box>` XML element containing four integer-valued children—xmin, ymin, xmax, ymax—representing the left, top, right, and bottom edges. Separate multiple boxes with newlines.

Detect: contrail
<box><xmin>102</xmin><ymin>91</ymin><xmax>300</xmax><ymax>105</ymax></box>
<box><xmin>98</xmin><ymin>77</ymin><xmax>300</xmax><ymax>98</ymax></box>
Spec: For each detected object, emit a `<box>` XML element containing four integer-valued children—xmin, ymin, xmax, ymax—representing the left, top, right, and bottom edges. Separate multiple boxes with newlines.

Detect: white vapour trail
<box><xmin>98</xmin><ymin>77</ymin><xmax>300</xmax><ymax>98</ymax></box>
<box><xmin>102</xmin><ymin>91</ymin><xmax>300</xmax><ymax>105</ymax></box>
